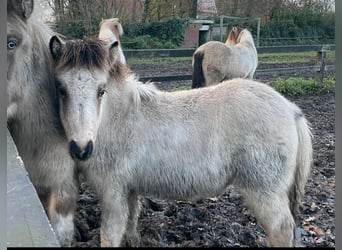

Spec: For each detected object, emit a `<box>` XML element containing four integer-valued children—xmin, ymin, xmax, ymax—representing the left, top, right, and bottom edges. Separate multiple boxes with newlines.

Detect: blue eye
<box><xmin>7</xmin><ymin>40</ymin><xmax>17</xmax><ymax>50</ymax></box>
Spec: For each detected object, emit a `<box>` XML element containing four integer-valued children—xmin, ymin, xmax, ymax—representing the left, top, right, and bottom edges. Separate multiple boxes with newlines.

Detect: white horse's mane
<box><xmin>237</xmin><ymin>29</ymin><xmax>255</xmax><ymax>46</ymax></box>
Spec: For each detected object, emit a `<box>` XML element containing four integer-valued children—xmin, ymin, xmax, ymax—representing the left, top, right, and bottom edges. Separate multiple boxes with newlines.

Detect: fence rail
<box><xmin>139</xmin><ymin>65</ymin><xmax>335</xmax><ymax>83</ymax></box>
<box><xmin>124</xmin><ymin>44</ymin><xmax>335</xmax><ymax>84</ymax></box>
<box><xmin>124</xmin><ymin>44</ymin><xmax>335</xmax><ymax>59</ymax></box>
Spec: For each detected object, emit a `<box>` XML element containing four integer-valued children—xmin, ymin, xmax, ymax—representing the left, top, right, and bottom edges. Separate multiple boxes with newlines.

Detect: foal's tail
<box><xmin>289</xmin><ymin>110</ymin><xmax>313</xmax><ymax>217</ymax></box>
<box><xmin>192</xmin><ymin>51</ymin><xmax>205</xmax><ymax>88</ymax></box>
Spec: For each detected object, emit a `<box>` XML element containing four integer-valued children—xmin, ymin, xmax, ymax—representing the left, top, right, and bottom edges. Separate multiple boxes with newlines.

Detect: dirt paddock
<box><xmin>71</xmin><ymin>65</ymin><xmax>335</xmax><ymax>247</ymax></box>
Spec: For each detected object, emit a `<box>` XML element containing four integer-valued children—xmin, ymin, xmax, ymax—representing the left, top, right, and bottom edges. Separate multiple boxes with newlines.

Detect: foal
<box><xmin>7</xmin><ymin>0</ymin><xmax>77</xmax><ymax>246</ymax></box>
<box><xmin>50</xmin><ymin>36</ymin><xmax>312</xmax><ymax>247</ymax></box>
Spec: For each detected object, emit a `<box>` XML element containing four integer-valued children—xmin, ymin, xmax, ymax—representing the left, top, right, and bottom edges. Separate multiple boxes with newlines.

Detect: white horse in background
<box><xmin>49</xmin><ymin>35</ymin><xmax>312</xmax><ymax>247</ymax></box>
<box><xmin>98</xmin><ymin>17</ymin><xmax>126</xmax><ymax>64</ymax></box>
<box><xmin>192</xmin><ymin>26</ymin><xmax>258</xmax><ymax>88</ymax></box>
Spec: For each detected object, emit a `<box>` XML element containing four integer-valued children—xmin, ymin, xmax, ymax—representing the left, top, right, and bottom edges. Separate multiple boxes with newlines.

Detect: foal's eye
<box><xmin>98</xmin><ymin>88</ymin><xmax>106</xmax><ymax>98</ymax></box>
<box><xmin>7</xmin><ymin>40</ymin><xmax>17</xmax><ymax>50</ymax></box>
<box><xmin>58</xmin><ymin>86</ymin><xmax>67</xmax><ymax>98</ymax></box>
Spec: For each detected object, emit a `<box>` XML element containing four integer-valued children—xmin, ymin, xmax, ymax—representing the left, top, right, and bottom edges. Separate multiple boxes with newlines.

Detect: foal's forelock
<box><xmin>55</xmin><ymin>39</ymin><xmax>109</xmax><ymax>70</ymax></box>
<box><xmin>55</xmin><ymin>39</ymin><xmax>127</xmax><ymax>82</ymax></box>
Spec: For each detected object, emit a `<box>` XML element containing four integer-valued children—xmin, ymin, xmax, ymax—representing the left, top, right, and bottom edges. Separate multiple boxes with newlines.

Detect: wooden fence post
<box><xmin>315</xmin><ymin>45</ymin><xmax>327</xmax><ymax>85</ymax></box>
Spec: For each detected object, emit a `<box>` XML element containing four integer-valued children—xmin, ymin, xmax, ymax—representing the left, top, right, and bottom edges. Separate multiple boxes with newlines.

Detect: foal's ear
<box><xmin>49</xmin><ymin>35</ymin><xmax>65</xmax><ymax>61</ymax></box>
<box><xmin>9</xmin><ymin>0</ymin><xmax>34</xmax><ymax>19</ymax></box>
<box><xmin>20</xmin><ymin>0</ymin><xmax>34</xmax><ymax>18</ymax></box>
<box><xmin>232</xmin><ymin>26</ymin><xmax>241</xmax><ymax>38</ymax></box>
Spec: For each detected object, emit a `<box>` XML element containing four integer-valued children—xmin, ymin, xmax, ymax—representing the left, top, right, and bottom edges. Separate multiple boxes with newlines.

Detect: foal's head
<box><xmin>7</xmin><ymin>0</ymin><xmax>45</xmax><ymax>118</ymax></box>
<box><xmin>49</xmin><ymin>36</ymin><xmax>123</xmax><ymax>161</ymax></box>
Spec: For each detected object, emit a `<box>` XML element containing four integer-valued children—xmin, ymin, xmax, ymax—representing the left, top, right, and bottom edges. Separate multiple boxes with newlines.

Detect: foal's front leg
<box><xmin>100</xmin><ymin>190</ymin><xmax>129</xmax><ymax>247</ymax></box>
<box><xmin>121</xmin><ymin>191</ymin><xmax>141</xmax><ymax>247</ymax></box>
<box><xmin>49</xmin><ymin>190</ymin><xmax>78</xmax><ymax>246</ymax></box>
<box><xmin>38</xmin><ymin>181</ymin><xmax>78</xmax><ymax>247</ymax></box>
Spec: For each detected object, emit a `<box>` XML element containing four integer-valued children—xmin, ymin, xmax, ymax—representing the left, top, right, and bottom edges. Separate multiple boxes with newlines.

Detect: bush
<box><xmin>256</xmin><ymin>0</ymin><xmax>335</xmax><ymax>46</ymax></box>
<box><xmin>271</xmin><ymin>77</ymin><xmax>335</xmax><ymax>96</ymax></box>
<box><xmin>121</xmin><ymin>35</ymin><xmax>178</xmax><ymax>49</ymax></box>
<box><xmin>55</xmin><ymin>20</ymin><xmax>87</xmax><ymax>39</ymax></box>
<box><xmin>122</xmin><ymin>18</ymin><xmax>189</xmax><ymax>49</ymax></box>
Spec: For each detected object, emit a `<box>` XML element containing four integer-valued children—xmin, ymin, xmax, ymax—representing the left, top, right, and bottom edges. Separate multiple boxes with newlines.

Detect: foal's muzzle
<box><xmin>69</xmin><ymin>140</ymin><xmax>93</xmax><ymax>161</ymax></box>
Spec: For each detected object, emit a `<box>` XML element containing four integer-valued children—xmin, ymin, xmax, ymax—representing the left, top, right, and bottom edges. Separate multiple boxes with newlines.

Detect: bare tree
<box><xmin>142</xmin><ymin>0</ymin><xmax>152</xmax><ymax>22</ymax></box>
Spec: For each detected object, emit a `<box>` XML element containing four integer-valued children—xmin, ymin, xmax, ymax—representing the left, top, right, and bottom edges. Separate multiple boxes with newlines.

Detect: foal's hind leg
<box><xmin>120</xmin><ymin>191</ymin><xmax>141</xmax><ymax>247</ymax></box>
<box><xmin>242</xmin><ymin>190</ymin><xmax>296</xmax><ymax>247</ymax></box>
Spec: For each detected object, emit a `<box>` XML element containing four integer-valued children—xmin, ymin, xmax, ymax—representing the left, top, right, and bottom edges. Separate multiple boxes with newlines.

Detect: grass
<box><xmin>170</xmin><ymin>77</ymin><xmax>335</xmax><ymax>96</ymax></box>
<box><xmin>168</xmin><ymin>76</ymin><xmax>335</xmax><ymax>96</ymax></box>
<box><xmin>258</xmin><ymin>51</ymin><xmax>335</xmax><ymax>65</ymax></box>
<box><xmin>270</xmin><ymin>76</ymin><xmax>335</xmax><ymax>96</ymax></box>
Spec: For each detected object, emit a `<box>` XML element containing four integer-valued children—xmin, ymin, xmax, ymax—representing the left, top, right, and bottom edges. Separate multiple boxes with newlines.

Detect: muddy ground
<box><xmin>71</xmin><ymin>62</ymin><xmax>335</xmax><ymax>248</ymax></box>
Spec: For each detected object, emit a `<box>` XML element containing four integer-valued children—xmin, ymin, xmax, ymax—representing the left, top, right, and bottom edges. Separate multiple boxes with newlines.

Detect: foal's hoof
<box><xmin>120</xmin><ymin>233</ymin><xmax>141</xmax><ymax>247</ymax></box>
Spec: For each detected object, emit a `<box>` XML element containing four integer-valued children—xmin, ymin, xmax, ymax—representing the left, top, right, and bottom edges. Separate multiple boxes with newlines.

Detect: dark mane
<box><xmin>56</xmin><ymin>38</ymin><xmax>110</xmax><ymax>72</ymax></box>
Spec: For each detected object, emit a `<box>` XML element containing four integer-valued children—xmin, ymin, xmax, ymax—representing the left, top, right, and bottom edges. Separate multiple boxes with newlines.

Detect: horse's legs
<box><xmin>37</xmin><ymin>178</ymin><xmax>78</xmax><ymax>247</ymax></box>
<box><xmin>120</xmin><ymin>191</ymin><xmax>141</xmax><ymax>247</ymax></box>
<box><xmin>242</xmin><ymin>190</ymin><xmax>295</xmax><ymax>247</ymax></box>
<box><xmin>49</xmin><ymin>191</ymin><xmax>77</xmax><ymax>247</ymax></box>
<box><xmin>100</xmin><ymin>191</ymin><xmax>129</xmax><ymax>247</ymax></box>
<box><xmin>47</xmin><ymin>182</ymin><xmax>78</xmax><ymax>246</ymax></box>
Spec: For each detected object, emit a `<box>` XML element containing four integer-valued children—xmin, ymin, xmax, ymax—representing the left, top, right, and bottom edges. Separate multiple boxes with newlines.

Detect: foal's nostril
<box><xmin>69</xmin><ymin>140</ymin><xmax>93</xmax><ymax>161</ymax></box>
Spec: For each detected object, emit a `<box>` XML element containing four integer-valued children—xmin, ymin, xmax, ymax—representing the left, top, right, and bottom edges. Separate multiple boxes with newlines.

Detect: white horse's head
<box><xmin>236</xmin><ymin>29</ymin><xmax>255</xmax><ymax>46</ymax></box>
<box><xmin>49</xmin><ymin>36</ymin><xmax>122</xmax><ymax>161</ymax></box>
<box><xmin>225</xmin><ymin>27</ymin><xmax>255</xmax><ymax>47</ymax></box>
<box><xmin>225</xmin><ymin>26</ymin><xmax>241</xmax><ymax>45</ymax></box>
<box><xmin>98</xmin><ymin>17</ymin><xmax>126</xmax><ymax>64</ymax></box>
<box><xmin>99</xmin><ymin>18</ymin><xmax>123</xmax><ymax>44</ymax></box>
